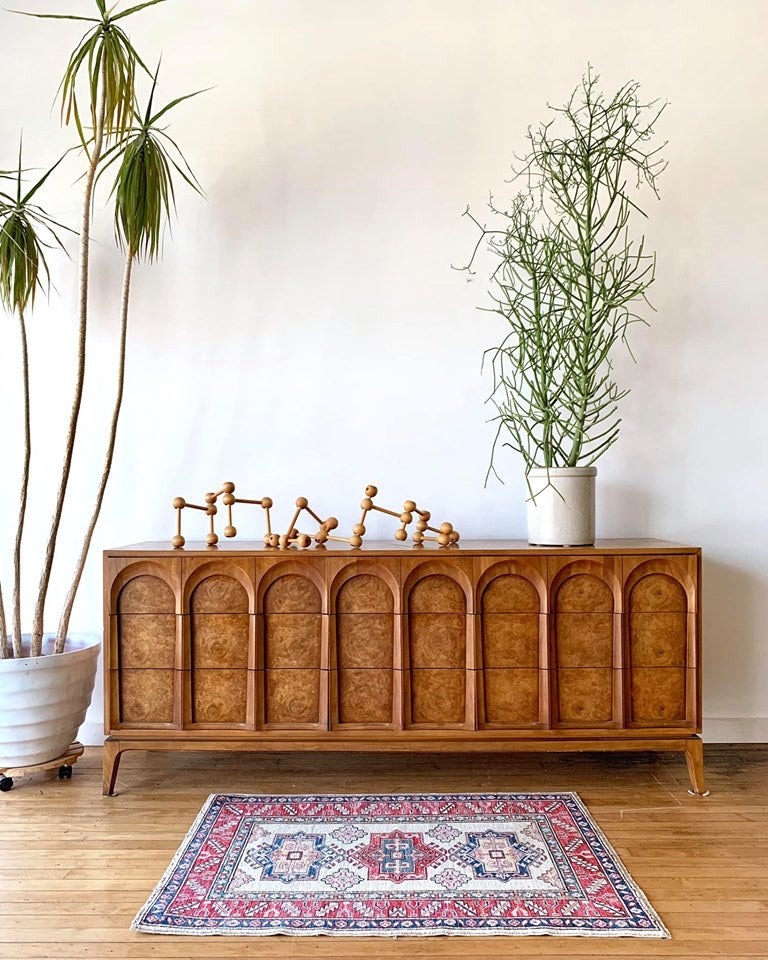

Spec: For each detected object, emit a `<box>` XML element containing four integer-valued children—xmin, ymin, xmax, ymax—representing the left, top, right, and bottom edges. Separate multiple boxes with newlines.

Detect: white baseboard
<box><xmin>79</xmin><ymin>718</ymin><xmax>768</xmax><ymax>748</ymax></box>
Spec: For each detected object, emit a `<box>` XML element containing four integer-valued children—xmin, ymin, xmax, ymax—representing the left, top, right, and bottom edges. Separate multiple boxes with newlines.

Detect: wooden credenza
<box><xmin>102</xmin><ymin>539</ymin><xmax>705</xmax><ymax>796</ymax></box>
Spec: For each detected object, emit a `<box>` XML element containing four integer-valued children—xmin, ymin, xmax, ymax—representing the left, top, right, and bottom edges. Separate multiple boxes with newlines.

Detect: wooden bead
<box><xmin>421</xmin><ymin>510</ymin><xmax>431</xmax><ymax>521</ymax></box>
<box><xmin>403</xmin><ymin>500</ymin><xmax>416</xmax><ymax>512</ymax></box>
<box><xmin>222</xmin><ymin>493</ymin><xmax>235</xmax><ymax>506</ymax></box>
<box><xmin>394</xmin><ymin>529</ymin><xmax>408</xmax><ymax>542</ymax></box>
<box><xmin>295</xmin><ymin>497</ymin><xmax>308</xmax><ymax>509</ymax></box>
<box><xmin>278</xmin><ymin>534</ymin><xmax>289</xmax><ymax>548</ymax></box>
<box><xmin>222</xmin><ymin>481</ymin><xmax>235</xmax><ymax>494</ymax></box>
<box><xmin>400</xmin><ymin>512</ymin><xmax>413</xmax><ymax>524</ymax></box>
<box><xmin>364</xmin><ymin>485</ymin><xmax>378</xmax><ymax>497</ymax></box>
<box><xmin>415</xmin><ymin>519</ymin><xmax>428</xmax><ymax>532</ymax></box>
<box><xmin>449</xmin><ymin>531</ymin><xmax>460</xmax><ymax>543</ymax></box>
<box><xmin>206</xmin><ymin>532</ymin><xmax>218</xmax><ymax>545</ymax></box>
<box><xmin>353</xmin><ymin>523</ymin><xmax>366</xmax><ymax>536</ymax></box>
<box><xmin>315</xmin><ymin>531</ymin><xmax>328</xmax><ymax>544</ymax></box>
<box><xmin>325</xmin><ymin>517</ymin><xmax>339</xmax><ymax>531</ymax></box>
<box><xmin>296</xmin><ymin>534</ymin><xmax>311</xmax><ymax>548</ymax></box>
<box><xmin>224</xmin><ymin>525</ymin><xmax>237</xmax><ymax>538</ymax></box>
<box><xmin>360</xmin><ymin>498</ymin><xmax>373</xmax><ymax>511</ymax></box>
<box><xmin>265</xmin><ymin>533</ymin><xmax>280</xmax><ymax>547</ymax></box>
<box><xmin>439</xmin><ymin>522</ymin><xmax>453</xmax><ymax>534</ymax></box>
<box><xmin>206</xmin><ymin>504</ymin><xmax>217</xmax><ymax>516</ymax></box>
<box><xmin>171</xmin><ymin>534</ymin><xmax>185</xmax><ymax>548</ymax></box>
<box><xmin>204</xmin><ymin>492</ymin><xmax>217</xmax><ymax>505</ymax></box>
<box><xmin>172</xmin><ymin>497</ymin><xmax>186</xmax><ymax>510</ymax></box>
<box><xmin>413</xmin><ymin>531</ymin><xmax>424</xmax><ymax>543</ymax></box>
<box><xmin>350</xmin><ymin>535</ymin><xmax>363</xmax><ymax>548</ymax></box>
<box><xmin>438</xmin><ymin>533</ymin><xmax>450</xmax><ymax>546</ymax></box>
<box><xmin>261</xmin><ymin>497</ymin><xmax>273</xmax><ymax>509</ymax></box>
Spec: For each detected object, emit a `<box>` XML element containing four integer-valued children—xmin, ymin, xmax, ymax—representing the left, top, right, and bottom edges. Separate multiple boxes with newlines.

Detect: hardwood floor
<box><xmin>2</xmin><ymin>745</ymin><xmax>767</xmax><ymax>958</ymax></box>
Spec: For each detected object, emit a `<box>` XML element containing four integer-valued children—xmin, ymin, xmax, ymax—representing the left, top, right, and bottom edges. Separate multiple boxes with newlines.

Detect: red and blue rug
<box><xmin>132</xmin><ymin>792</ymin><xmax>669</xmax><ymax>938</ymax></box>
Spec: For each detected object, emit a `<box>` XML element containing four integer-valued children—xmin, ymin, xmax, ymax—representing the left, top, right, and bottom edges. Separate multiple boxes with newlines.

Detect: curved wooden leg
<box><xmin>102</xmin><ymin>739</ymin><xmax>124</xmax><ymax>797</ymax></box>
<box><xmin>685</xmin><ymin>737</ymin><xmax>709</xmax><ymax>796</ymax></box>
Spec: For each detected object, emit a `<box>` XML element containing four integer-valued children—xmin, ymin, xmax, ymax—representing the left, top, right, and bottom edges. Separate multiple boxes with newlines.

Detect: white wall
<box><xmin>1</xmin><ymin>0</ymin><xmax>766</xmax><ymax>742</ymax></box>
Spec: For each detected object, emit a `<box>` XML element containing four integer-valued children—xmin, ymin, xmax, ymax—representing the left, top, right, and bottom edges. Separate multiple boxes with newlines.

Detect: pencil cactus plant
<box><xmin>465</xmin><ymin>68</ymin><xmax>667</xmax><ymax>481</ymax></box>
<box><xmin>0</xmin><ymin>0</ymin><xmax>204</xmax><ymax>659</ymax></box>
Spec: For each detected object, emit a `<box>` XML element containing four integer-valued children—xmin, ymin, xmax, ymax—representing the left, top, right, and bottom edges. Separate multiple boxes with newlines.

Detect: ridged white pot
<box><xmin>527</xmin><ymin>467</ymin><xmax>597</xmax><ymax>546</ymax></box>
<box><xmin>0</xmin><ymin>634</ymin><xmax>100</xmax><ymax>768</ymax></box>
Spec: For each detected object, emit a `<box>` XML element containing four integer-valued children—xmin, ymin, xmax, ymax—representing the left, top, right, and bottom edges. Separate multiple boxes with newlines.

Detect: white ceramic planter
<box><xmin>526</xmin><ymin>467</ymin><xmax>597</xmax><ymax>546</ymax></box>
<box><xmin>0</xmin><ymin>634</ymin><xmax>100</xmax><ymax>768</ymax></box>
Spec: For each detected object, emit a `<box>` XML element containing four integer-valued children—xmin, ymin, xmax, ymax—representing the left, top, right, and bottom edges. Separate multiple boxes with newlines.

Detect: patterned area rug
<box><xmin>132</xmin><ymin>792</ymin><xmax>669</xmax><ymax>938</ymax></box>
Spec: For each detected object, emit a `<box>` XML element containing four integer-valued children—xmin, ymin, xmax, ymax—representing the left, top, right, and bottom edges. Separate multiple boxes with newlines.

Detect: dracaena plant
<box><xmin>0</xmin><ymin>0</ymin><xmax>204</xmax><ymax>658</ymax></box>
<box><xmin>462</xmin><ymin>68</ymin><xmax>666</xmax><ymax>481</ymax></box>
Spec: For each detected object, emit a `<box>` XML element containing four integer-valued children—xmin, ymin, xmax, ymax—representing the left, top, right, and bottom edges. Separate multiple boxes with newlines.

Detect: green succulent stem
<box><xmin>32</xmin><ymin>51</ymin><xmax>108</xmax><ymax>657</ymax></box>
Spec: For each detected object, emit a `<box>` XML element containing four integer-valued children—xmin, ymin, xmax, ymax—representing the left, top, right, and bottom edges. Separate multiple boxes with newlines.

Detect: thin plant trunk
<box><xmin>31</xmin><ymin>56</ymin><xmax>107</xmax><ymax>657</ymax></box>
<box><xmin>56</xmin><ymin>251</ymin><xmax>133</xmax><ymax>652</ymax></box>
<box><xmin>0</xmin><ymin>583</ymin><xmax>7</xmax><ymax>659</ymax></box>
<box><xmin>12</xmin><ymin>307</ymin><xmax>31</xmax><ymax>659</ymax></box>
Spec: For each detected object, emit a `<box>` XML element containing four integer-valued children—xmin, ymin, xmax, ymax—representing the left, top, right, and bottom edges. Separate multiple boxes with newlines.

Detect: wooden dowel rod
<box><xmin>265</xmin><ymin>508</ymin><xmax>272</xmax><ymax>536</ymax></box>
<box><xmin>372</xmin><ymin>505</ymin><xmax>401</xmax><ymax>519</ymax></box>
<box><xmin>185</xmin><ymin>503</ymin><xmax>207</xmax><ymax>512</ymax></box>
<box><xmin>305</xmin><ymin>507</ymin><xmax>324</xmax><ymax>525</ymax></box>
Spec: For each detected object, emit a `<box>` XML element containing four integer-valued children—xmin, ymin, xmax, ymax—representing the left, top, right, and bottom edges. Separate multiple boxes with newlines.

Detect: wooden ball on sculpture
<box><xmin>206</xmin><ymin>504</ymin><xmax>218</xmax><ymax>516</ymax></box>
<box><xmin>171</xmin><ymin>534</ymin><xmax>185</xmax><ymax>548</ymax></box>
<box><xmin>360</xmin><ymin>498</ymin><xmax>373</xmax><ymax>511</ymax></box>
<box><xmin>296</xmin><ymin>534</ymin><xmax>311</xmax><ymax>548</ymax></box>
<box><xmin>449</xmin><ymin>531</ymin><xmax>460</xmax><ymax>543</ymax></box>
<box><xmin>222</xmin><ymin>481</ymin><xmax>235</xmax><ymax>494</ymax></box>
<box><xmin>403</xmin><ymin>500</ymin><xmax>416</xmax><ymax>512</ymax></box>
<box><xmin>353</xmin><ymin>523</ymin><xmax>366</xmax><ymax>536</ymax></box>
<box><xmin>295</xmin><ymin>497</ymin><xmax>308</xmax><ymax>509</ymax></box>
<box><xmin>222</xmin><ymin>493</ymin><xmax>235</xmax><ymax>506</ymax></box>
<box><xmin>400</xmin><ymin>512</ymin><xmax>413</xmax><ymax>524</ymax></box>
<box><xmin>316</xmin><ymin>531</ymin><xmax>328</xmax><ymax>544</ymax></box>
<box><xmin>265</xmin><ymin>533</ymin><xmax>280</xmax><ymax>547</ymax></box>
<box><xmin>394</xmin><ymin>528</ymin><xmax>408</xmax><ymax>542</ymax></box>
<box><xmin>204</xmin><ymin>492</ymin><xmax>216</xmax><ymax>505</ymax></box>
<box><xmin>278</xmin><ymin>534</ymin><xmax>289</xmax><ymax>548</ymax></box>
<box><xmin>365</xmin><ymin>485</ymin><xmax>378</xmax><ymax>497</ymax></box>
<box><xmin>206</xmin><ymin>532</ymin><xmax>218</xmax><ymax>545</ymax></box>
<box><xmin>415</xmin><ymin>518</ymin><xmax>428</xmax><ymax>532</ymax></box>
<box><xmin>350</xmin><ymin>535</ymin><xmax>363</xmax><ymax>548</ymax></box>
<box><xmin>439</xmin><ymin>522</ymin><xmax>453</xmax><ymax>535</ymax></box>
<box><xmin>413</xmin><ymin>531</ymin><xmax>424</xmax><ymax>544</ymax></box>
<box><xmin>224</xmin><ymin>525</ymin><xmax>237</xmax><ymax>538</ymax></box>
<box><xmin>261</xmin><ymin>496</ymin><xmax>273</xmax><ymax>509</ymax></box>
<box><xmin>438</xmin><ymin>533</ymin><xmax>450</xmax><ymax>546</ymax></box>
<box><xmin>172</xmin><ymin>497</ymin><xmax>186</xmax><ymax>510</ymax></box>
<box><xmin>421</xmin><ymin>510</ymin><xmax>431</xmax><ymax>521</ymax></box>
<box><xmin>325</xmin><ymin>517</ymin><xmax>339</xmax><ymax>531</ymax></box>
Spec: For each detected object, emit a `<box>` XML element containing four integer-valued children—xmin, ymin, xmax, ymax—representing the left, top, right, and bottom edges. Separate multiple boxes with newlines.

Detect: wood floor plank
<box><xmin>1</xmin><ymin>745</ymin><xmax>766</xmax><ymax>958</ymax></box>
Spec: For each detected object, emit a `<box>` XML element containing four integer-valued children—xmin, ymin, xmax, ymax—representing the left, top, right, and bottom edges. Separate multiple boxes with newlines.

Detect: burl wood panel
<box><xmin>554</xmin><ymin>613</ymin><xmax>614</xmax><ymax>667</ymax></box>
<box><xmin>117</xmin><ymin>575</ymin><xmax>176</xmax><ymax>669</ymax></box>
<box><xmin>336</xmin><ymin>574</ymin><xmax>394</xmax><ymax>614</ymax></box>
<box><xmin>264</xmin><ymin>669</ymin><xmax>321</xmax><ymax>725</ymax></box>
<box><xmin>117</xmin><ymin>575</ymin><xmax>175</xmax><ymax>614</ymax></box>
<box><xmin>263</xmin><ymin>574</ymin><xmax>322</xmax><ymax>613</ymax></box>
<box><xmin>480</xmin><ymin>614</ymin><xmax>540</xmax><ymax>668</ymax></box>
<box><xmin>630</xmin><ymin>667</ymin><xmax>688</xmax><ymax>724</ymax></box>
<box><xmin>629</xmin><ymin>572</ymin><xmax>687</xmax><ymax>612</ymax></box>
<box><xmin>555</xmin><ymin>573</ymin><xmax>613</xmax><ymax>613</ymax></box>
<box><xmin>190</xmin><ymin>669</ymin><xmax>247</xmax><ymax>724</ymax></box>
<box><xmin>189</xmin><ymin>574</ymin><xmax>249</xmax><ymax>614</ymax></box>
<box><xmin>556</xmin><ymin>668</ymin><xmax>614</xmax><ymax>724</ymax></box>
<box><xmin>263</xmin><ymin>614</ymin><xmax>322</xmax><ymax>669</ymax></box>
<box><xmin>337</xmin><ymin>669</ymin><xmax>393</xmax><ymax>724</ymax></box>
<box><xmin>190</xmin><ymin>614</ymin><xmax>249</xmax><ymax>669</ymax></box>
<box><xmin>409</xmin><ymin>669</ymin><xmax>465</xmax><ymax>725</ymax></box>
<box><xmin>336</xmin><ymin>615</ymin><xmax>394</xmax><ymax>669</ymax></box>
<box><xmin>408</xmin><ymin>575</ymin><xmax>466</xmax><ymax>613</ymax></box>
<box><xmin>119</xmin><ymin>669</ymin><xmax>175</xmax><ymax>724</ymax></box>
<box><xmin>482</xmin><ymin>669</ymin><xmax>539</xmax><ymax>724</ymax></box>
<box><xmin>408</xmin><ymin>614</ymin><xmax>466</xmax><ymax>669</ymax></box>
<box><xmin>481</xmin><ymin>574</ymin><xmax>540</xmax><ymax>613</ymax></box>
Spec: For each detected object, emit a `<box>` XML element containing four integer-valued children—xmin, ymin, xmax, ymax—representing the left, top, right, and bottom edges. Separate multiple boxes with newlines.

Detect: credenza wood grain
<box><xmin>103</xmin><ymin>540</ymin><xmax>704</xmax><ymax>796</ymax></box>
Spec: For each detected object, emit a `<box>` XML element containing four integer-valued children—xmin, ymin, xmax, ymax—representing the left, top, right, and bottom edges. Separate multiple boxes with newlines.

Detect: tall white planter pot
<box><xmin>0</xmin><ymin>634</ymin><xmax>100</xmax><ymax>768</ymax></box>
<box><xmin>527</xmin><ymin>467</ymin><xmax>597</xmax><ymax>546</ymax></box>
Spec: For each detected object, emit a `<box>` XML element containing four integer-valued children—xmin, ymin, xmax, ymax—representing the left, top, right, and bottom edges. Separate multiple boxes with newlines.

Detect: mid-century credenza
<box><xmin>102</xmin><ymin>539</ymin><xmax>705</xmax><ymax>795</ymax></box>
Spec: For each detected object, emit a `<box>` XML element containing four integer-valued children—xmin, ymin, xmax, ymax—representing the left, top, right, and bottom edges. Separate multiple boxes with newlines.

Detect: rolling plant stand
<box><xmin>0</xmin><ymin>741</ymin><xmax>84</xmax><ymax>793</ymax></box>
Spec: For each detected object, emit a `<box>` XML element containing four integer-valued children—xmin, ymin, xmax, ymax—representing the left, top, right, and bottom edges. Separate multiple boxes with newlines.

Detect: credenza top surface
<box><xmin>105</xmin><ymin>538</ymin><xmax>701</xmax><ymax>558</ymax></box>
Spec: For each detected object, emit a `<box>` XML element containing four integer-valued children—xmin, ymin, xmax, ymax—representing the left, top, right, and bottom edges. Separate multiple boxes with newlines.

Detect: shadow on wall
<box><xmin>701</xmin><ymin>554</ymin><xmax>760</xmax><ymax>717</ymax></box>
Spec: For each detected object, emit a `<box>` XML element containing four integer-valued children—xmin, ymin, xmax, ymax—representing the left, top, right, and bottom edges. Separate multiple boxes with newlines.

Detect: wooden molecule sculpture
<box><xmin>172</xmin><ymin>482</ymin><xmax>273</xmax><ymax>548</ymax></box>
<box><xmin>357</xmin><ymin>484</ymin><xmax>460</xmax><ymax>546</ymax></box>
<box><xmin>170</xmin><ymin>482</ymin><xmax>459</xmax><ymax>549</ymax></box>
